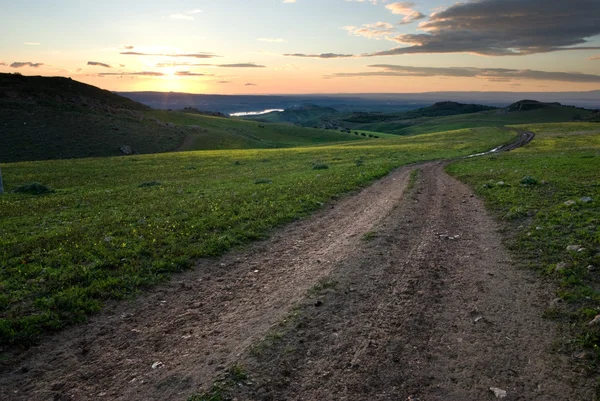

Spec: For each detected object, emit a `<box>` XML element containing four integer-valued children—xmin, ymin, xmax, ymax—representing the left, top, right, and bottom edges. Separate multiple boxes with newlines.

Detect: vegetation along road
<box><xmin>2</xmin><ymin>125</ymin><xmax>598</xmax><ymax>400</ymax></box>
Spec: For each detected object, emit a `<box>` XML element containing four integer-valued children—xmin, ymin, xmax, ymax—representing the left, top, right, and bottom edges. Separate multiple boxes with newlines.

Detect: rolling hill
<box><xmin>341</xmin><ymin>100</ymin><xmax>599</xmax><ymax>136</ymax></box>
<box><xmin>242</xmin><ymin>104</ymin><xmax>339</xmax><ymax>126</ymax></box>
<box><xmin>0</xmin><ymin>74</ymin><xmax>363</xmax><ymax>163</ymax></box>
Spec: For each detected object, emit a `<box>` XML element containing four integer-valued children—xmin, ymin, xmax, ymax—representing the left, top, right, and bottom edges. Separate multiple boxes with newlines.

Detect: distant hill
<box><xmin>0</xmin><ymin>73</ymin><xmax>188</xmax><ymax>162</ymax></box>
<box><xmin>341</xmin><ymin>100</ymin><xmax>598</xmax><ymax>136</ymax></box>
<box><xmin>119</xmin><ymin>91</ymin><xmax>600</xmax><ymax>112</ymax></box>
<box><xmin>0</xmin><ymin>74</ymin><xmax>364</xmax><ymax>163</ymax></box>
<box><xmin>242</xmin><ymin>104</ymin><xmax>339</xmax><ymax>126</ymax></box>
<box><xmin>0</xmin><ymin>73</ymin><xmax>148</xmax><ymax>111</ymax></box>
<box><xmin>344</xmin><ymin>101</ymin><xmax>497</xmax><ymax>123</ymax></box>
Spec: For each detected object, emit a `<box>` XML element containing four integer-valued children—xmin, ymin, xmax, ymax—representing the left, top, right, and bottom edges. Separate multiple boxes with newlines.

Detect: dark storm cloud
<box><xmin>368</xmin><ymin>0</ymin><xmax>600</xmax><ymax>56</ymax></box>
<box><xmin>327</xmin><ymin>64</ymin><xmax>600</xmax><ymax>83</ymax></box>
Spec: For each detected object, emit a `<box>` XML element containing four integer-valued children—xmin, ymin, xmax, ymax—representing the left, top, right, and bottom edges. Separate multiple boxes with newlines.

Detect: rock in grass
<box><xmin>566</xmin><ymin>245</ymin><xmax>582</xmax><ymax>252</ymax></box>
<box><xmin>564</xmin><ymin>200</ymin><xmax>576</xmax><ymax>206</ymax></box>
<box><xmin>138</xmin><ymin>181</ymin><xmax>161</xmax><ymax>188</ymax></box>
<box><xmin>13</xmin><ymin>182</ymin><xmax>54</xmax><ymax>195</ymax></box>
<box><xmin>587</xmin><ymin>314</ymin><xmax>600</xmax><ymax>326</ymax></box>
<box><xmin>520</xmin><ymin>176</ymin><xmax>538</xmax><ymax>186</ymax></box>
<box><xmin>489</xmin><ymin>387</ymin><xmax>507</xmax><ymax>399</ymax></box>
<box><xmin>580</xmin><ymin>196</ymin><xmax>593</xmax><ymax>203</ymax></box>
<box><xmin>120</xmin><ymin>145</ymin><xmax>133</xmax><ymax>155</ymax></box>
<box><xmin>555</xmin><ymin>262</ymin><xmax>567</xmax><ymax>272</ymax></box>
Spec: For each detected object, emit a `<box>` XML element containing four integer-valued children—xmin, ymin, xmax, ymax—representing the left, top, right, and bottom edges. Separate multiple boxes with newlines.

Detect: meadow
<box><xmin>0</xmin><ymin>127</ymin><xmax>513</xmax><ymax>346</ymax></box>
<box><xmin>447</xmin><ymin>122</ymin><xmax>600</xmax><ymax>358</ymax></box>
<box><xmin>348</xmin><ymin>106</ymin><xmax>596</xmax><ymax>136</ymax></box>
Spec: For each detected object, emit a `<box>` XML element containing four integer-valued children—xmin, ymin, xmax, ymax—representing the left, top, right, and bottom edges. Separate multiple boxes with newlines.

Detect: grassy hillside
<box><xmin>0</xmin><ymin>127</ymin><xmax>514</xmax><ymax>346</ymax></box>
<box><xmin>345</xmin><ymin>101</ymin><xmax>598</xmax><ymax>136</ymax></box>
<box><xmin>146</xmin><ymin>110</ymin><xmax>364</xmax><ymax>151</ymax></box>
<box><xmin>242</xmin><ymin>104</ymin><xmax>339</xmax><ymax>127</ymax></box>
<box><xmin>0</xmin><ymin>74</ymin><xmax>365</xmax><ymax>163</ymax></box>
<box><xmin>447</xmin><ymin>122</ymin><xmax>600</xmax><ymax>361</ymax></box>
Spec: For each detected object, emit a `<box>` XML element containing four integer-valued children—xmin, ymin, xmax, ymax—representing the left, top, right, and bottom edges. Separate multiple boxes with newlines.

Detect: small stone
<box><xmin>496</xmin><ymin>181</ymin><xmax>505</xmax><ymax>186</ymax></box>
<box><xmin>580</xmin><ymin>197</ymin><xmax>593</xmax><ymax>203</ymax></box>
<box><xmin>489</xmin><ymin>387</ymin><xmax>507</xmax><ymax>399</ymax></box>
<box><xmin>588</xmin><ymin>265</ymin><xmax>596</xmax><ymax>272</ymax></box>
<box><xmin>567</xmin><ymin>245</ymin><xmax>582</xmax><ymax>252</ymax></box>
<box><xmin>151</xmin><ymin>361</ymin><xmax>164</xmax><ymax>369</ymax></box>
<box><xmin>564</xmin><ymin>200</ymin><xmax>576</xmax><ymax>206</ymax></box>
<box><xmin>555</xmin><ymin>262</ymin><xmax>567</xmax><ymax>272</ymax></box>
<box><xmin>315</xmin><ymin>300</ymin><xmax>323</xmax><ymax>307</ymax></box>
<box><xmin>587</xmin><ymin>314</ymin><xmax>600</xmax><ymax>326</ymax></box>
<box><xmin>119</xmin><ymin>145</ymin><xmax>133</xmax><ymax>155</ymax></box>
<box><xmin>550</xmin><ymin>297</ymin><xmax>563</xmax><ymax>306</ymax></box>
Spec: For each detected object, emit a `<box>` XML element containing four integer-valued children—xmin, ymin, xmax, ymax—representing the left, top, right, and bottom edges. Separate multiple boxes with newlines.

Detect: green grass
<box><xmin>349</xmin><ymin>107</ymin><xmax>597</xmax><ymax>136</ymax></box>
<box><xmin>447</xmin><ymin>122</ymin><xmax>600</xmax><ymax>360</ymax></box>
<box><xmin>145</xmin><ymin>110</ymin><xmax>363</xmax><ymax>151</ymax></box>
<box><xmin>0</xmin><ymin>127</ymin><xmax>513</xmax><ymax>346</ymax></box>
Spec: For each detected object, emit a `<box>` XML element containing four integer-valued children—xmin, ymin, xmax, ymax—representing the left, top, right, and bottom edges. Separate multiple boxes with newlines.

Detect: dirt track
<box><xmin>1</xmin><ymin>132</ymin><xmax>595</xmax><ymax>400</ymax></box>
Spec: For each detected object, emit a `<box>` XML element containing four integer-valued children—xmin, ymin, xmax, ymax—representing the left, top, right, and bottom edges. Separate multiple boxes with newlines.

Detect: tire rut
<box><xmin>0</xmin><ymin>162</ymin><xmax>418</xmax><ymax>401</ymax></box>
<box><xmin>235</xmin><ymin>162</ymin><xmax>595</xmax><ymax>401</ymax></box>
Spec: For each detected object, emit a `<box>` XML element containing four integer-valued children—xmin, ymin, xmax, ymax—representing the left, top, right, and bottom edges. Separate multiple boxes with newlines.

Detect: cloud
<box><xmin>216</xmin><ymin>80</ymin><xmax>231</xmax><ymax>84</ymax></box>
<box><xmin>385</xmin><ymin>2</ymin><xmax>425</xmax><ymax>24</ymax></box>
<box><xmin>245</xmin><ymin>83</ymin><xmax>257</xmax><ymax>86</ymax></box>
<box><xmin>87</xmin><ymin>61</ymin><xmax>112</xmax><ymax>68</ymax></box>
<box><xmin>283</xmin><ymin>53</ymin><xmax>354</xmax><ymax>58</ymax></box>
<box><xmin>369</xmin><ymin>0</ymin><xmax>600</xmax><ymax>56</ymax></box>
<box><xmin>10</xmin><ymin>62</ymin><xmax>43</xmax><ymax>68</ymax></box>
<box><xmin>343</xmin><ymin>22</ymin><xmax>395</xmax><ymax>39</ymax></box>
<box><xmin>123</xmin><ymin>45</ymin><xmax>134</xmax><ymax>50</ymax></box>
<box><xmin>169</xmin><ymin>9</ymin><xmax>202</xmax><ymax>20</ymax></box>
<box><xmin>258</xmin><ymin>38</ymin><xmax>286</xmax><ymax>43</ymax></box>
<box><xmin>155</xmin><ymin>62</ymin><xmax>213</xmax><ymax>67</ymax></box>
<box><xmin>24</xmin><ymin>42</ymin><xmax>40</xmax><ymax>46</ymax></box>
<box><xmin>120</xmin><ymin>51</ymin><xmax>219</xmax><ymax>58</ymax></box>
<box><xmin>283</xmin><ymin>0</ymin><xmax>296</xmax><ymax>3</ymax></box>
<box><xmin>590</xmin><ymin>55</ymin><xmax>600</xmax><ymax>60</ymax></box>
<box><xmin>326</xmin><ymin>64</ymin><xmax>600</xmax><ymax>83</ymax></box>
<box><xmin>98</xmin><ymin>71</ymin><xmax>164</xmax><ymax>76</ymax></box>
<box><xmin>217</xmin><ymin>63</ymin><xmax>266</xmax><ymax>68</ymax></box>
<box><xmin>175</xmin><ymin>71</ymin><xmax>212</xmax><ymax>76</ymax></box>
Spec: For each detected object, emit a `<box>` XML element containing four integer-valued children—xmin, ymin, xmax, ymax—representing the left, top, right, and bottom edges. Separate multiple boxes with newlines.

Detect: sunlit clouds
<box><xmin>1</xmin><ymin>0</ymin><xmax>599</xmax><ymax>93</ymax></box>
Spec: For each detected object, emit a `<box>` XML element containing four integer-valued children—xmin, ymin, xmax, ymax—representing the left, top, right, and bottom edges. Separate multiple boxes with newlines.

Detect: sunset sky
<box><xmin>1</xmin><ymin>0</ymin><xmax>599</xmax><ymax>94</ymax></box>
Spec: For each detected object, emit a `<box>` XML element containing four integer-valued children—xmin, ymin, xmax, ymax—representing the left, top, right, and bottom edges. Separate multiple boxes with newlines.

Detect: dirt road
<box><xmin>1</xmin><ymin>132</ymin><xmax>594</xmax><ymax>400</ymax></box>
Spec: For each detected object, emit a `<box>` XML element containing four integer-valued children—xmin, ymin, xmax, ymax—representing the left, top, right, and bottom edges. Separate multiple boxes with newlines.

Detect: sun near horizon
<box><xmin>1</xmin><ymin>0</ymin><xmax>600</xmax><ymax>95</ymax></box>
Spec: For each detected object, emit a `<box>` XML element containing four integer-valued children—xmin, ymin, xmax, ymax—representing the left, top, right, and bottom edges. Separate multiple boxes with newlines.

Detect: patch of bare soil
<box><xmin>235</xmin><ymin>163</ymin><xmax>595</xmax><ymax>401</ymax></box>
<box><xmin>0</xmin><ymin>162</ymin><xmax>417</xmax><ymax>401</ymax></box>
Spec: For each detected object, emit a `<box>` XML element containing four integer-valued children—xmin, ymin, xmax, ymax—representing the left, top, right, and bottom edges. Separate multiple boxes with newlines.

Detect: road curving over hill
<box><xmin>1</xmin><ymin>129</ymin><xmax>594</xmax><ymax>400</ymax></box>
